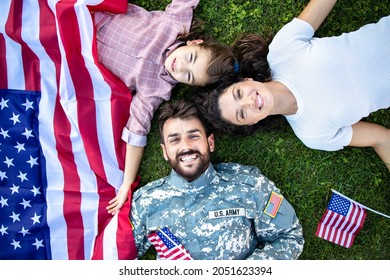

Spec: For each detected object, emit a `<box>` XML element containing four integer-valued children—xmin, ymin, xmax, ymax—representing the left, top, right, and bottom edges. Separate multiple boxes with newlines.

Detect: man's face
<box><xmin>161</xmin><ymin>117</ymin><xmax>214</xmax><ymax>182</ymax></box>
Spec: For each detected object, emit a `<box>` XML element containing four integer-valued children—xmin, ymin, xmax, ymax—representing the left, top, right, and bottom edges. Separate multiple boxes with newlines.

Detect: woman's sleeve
<box><xmin>268</xmin><ymin>18</ymin><xmax>315</xmax><ymax>64</ymax></box>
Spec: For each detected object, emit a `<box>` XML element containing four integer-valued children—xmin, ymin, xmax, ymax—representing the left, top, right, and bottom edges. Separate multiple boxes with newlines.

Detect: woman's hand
<box><xmin>350</xmin><ymin>121</ymin><xmax>390</xmax><ymax>172</ymax></box>
<box><xmin>298</xmin><ymin>0</ymin><xmax>337</xmax><ymax>31</ymax></box>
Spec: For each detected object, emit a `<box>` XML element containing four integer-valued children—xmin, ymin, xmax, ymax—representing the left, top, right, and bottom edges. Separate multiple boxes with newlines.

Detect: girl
<box><xmin>94</xmin><ymin>0</ymin><xmax>238</xmax><ymax>214</ymax></box>
<box><xmin>196</xmin><ymin>0</ymin><xmax>390</xmax><ymax>172</ymax></box>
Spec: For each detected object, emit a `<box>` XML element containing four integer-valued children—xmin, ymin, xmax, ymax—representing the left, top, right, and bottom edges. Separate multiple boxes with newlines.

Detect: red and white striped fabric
<box><xmin>147</xmin><ymin>227</ymin><xmax>193</xmax><ymax>260</ymax></box>
<box><xmin>0</xmin><ymin>0</ymin><xmax>138</xmax><ymax>259</ymax></box>
<box><xmin>316</xmin><ymin>191</ymin><xmax>367</xmax><ymax>248</ymax></box>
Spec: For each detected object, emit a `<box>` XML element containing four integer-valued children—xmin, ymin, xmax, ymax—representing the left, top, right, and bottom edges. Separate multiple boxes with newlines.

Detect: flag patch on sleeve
<box><xmin>264</xmin><ymin>191</ymin><xmax>283</xmax><ymax>218</ymax></box>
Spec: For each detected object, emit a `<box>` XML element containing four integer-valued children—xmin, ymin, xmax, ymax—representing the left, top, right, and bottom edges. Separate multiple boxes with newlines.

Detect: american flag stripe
<box><xmin>0</xmin><ymin>34</ymin><xmax>6</xmax><ymax>88</ymax></box>
<box><xmin>317</xmin><ymin>208</ymin><xmax>365</xmax><ymax>248</ymax></box>
<box><xmin>340</xmin><ymin>205</ymin><xmax>365</xmax><ymax>247</ymax></box>
<box><xmin>1</xmin><ymin>0</ymin><xmax>137</xmax><ymax>259</ymax></box>
<box><xmin>4</xmin><ymin>1</ymin><xmax>36</xmax><ymax>90</ymax></box>
<box><xmin>270</xmin><ymin>194</ymin><xmax>281</xmax><ymax>216</ymax></box>
<box><xmin>319</xmin><ymin>204</ymin><xmax>365</xmax><ymax>247</ymax></box>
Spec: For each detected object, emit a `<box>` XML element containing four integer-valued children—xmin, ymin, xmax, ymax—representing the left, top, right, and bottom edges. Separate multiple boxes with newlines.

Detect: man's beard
<box><xmin>168</xmin><ymin>149</ymin><xmax>211</xmax><ymax>182</ymax></box>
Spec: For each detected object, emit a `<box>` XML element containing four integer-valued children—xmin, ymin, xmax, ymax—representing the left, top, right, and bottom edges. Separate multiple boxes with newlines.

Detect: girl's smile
<box><xmin>171</xmin><ymin>58</ymin><xmax>176</xmax><ymax>72</ymax></box>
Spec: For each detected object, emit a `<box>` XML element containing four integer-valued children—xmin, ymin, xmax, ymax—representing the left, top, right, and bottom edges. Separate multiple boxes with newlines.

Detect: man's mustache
<box><xmin>176</xmin><ymin>149</ymin><xmax>201</xmax><ymax>159</ymax></box>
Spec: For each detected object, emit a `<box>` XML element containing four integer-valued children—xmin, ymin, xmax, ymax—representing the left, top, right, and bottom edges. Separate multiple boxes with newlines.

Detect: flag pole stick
<box><xmin>332</xmin><ymin>189</ymin><xmax>390</xmax><ymax>219</ymax></box>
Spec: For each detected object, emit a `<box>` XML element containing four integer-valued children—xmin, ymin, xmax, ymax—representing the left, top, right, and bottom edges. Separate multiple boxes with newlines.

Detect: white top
<box><xmin>267</xmin><ymin>16</ymin><xmax>390</xmax><ymax>151</ymax></box>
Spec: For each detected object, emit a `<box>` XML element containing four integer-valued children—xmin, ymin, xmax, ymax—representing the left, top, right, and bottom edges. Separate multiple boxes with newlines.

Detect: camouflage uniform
<box><xmin>131</xmin><ymin>163</ymin><xmax>304</xmax><ymax>260</ymax></box>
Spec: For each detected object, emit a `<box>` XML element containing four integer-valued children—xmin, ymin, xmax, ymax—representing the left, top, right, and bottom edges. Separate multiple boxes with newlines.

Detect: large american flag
<box><xmin>316</xmin><ymin>190</ymin><xmax>367</xmax><ymax>248</ymax></box>
<box><xmin>147</xmin><ymin>227</ymin><xmax>193</xmax><ymax>260</ymax></box>
<box><xmin>0</xmin><ymin>0</ymin><xmax>138</xmax><ymax>259</ymax></box>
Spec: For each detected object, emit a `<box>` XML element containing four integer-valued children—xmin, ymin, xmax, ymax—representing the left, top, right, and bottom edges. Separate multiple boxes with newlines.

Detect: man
<box><xmin>130</xmin><ymin>99</ymin><xmax>304</xmax><ymax>260</ymax></box>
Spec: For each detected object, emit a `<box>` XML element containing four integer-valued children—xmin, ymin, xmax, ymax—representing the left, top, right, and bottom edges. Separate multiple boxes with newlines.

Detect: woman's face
<box><xmin>218</xmin><ymin>79</ymin><xmax>274</xmax><ymax>126</ymax></box>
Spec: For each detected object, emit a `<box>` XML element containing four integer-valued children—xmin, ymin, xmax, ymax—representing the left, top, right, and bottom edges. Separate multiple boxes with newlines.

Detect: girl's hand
<box><xmin>106</xmin><ymin>184</ymin><xmax>131</xmax><ymax>215</ymax></box>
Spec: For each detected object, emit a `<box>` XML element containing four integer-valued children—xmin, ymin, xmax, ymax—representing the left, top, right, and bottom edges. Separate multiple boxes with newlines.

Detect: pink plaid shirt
<box><xmin>94</xmin><ymin>0</ymin><xmax>199</xmax><ymax>147</ymax></box>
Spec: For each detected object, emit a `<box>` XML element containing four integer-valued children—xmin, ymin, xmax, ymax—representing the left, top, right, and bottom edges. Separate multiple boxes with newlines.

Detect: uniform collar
<box><xmin>168</xmin><ymin>163</ymin><xmax>217</xmax><ymax>192</ymax></box>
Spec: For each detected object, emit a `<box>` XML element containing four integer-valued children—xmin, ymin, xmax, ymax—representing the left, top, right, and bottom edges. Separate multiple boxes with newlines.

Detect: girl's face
<box><xmin>165</xmin><ymin>40</ymin><xmax>211</xmax><ymax>86</ymax></box>
<box><xmin>218</xmin><ymin>79</ymin><xmax>275</xmax><ymax>126</ymax></box>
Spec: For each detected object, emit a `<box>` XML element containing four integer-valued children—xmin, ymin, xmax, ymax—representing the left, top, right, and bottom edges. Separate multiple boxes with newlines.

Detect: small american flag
<box><xmin>316</xmin><ymin>191</ymin><xmax>367</xmax><ymax>248</ymax></box>
<box><xmin>147</xmin><ymin>227</ymin><xmax>193</xmax><ymax>260</ymax></box>
<box><xmin>264</xmin><ymin>191</ymin><xmax>283</xmax><ymax>218</ymax></box>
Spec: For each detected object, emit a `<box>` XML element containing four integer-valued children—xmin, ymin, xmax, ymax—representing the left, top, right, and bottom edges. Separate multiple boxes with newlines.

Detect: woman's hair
<box><xmin>191</xmin><ymin>32</ymin><xmax>281</xmax><ymax>135</ymax></box>
<box><xmin>158</xmin><ymin>99</ymin><xmax>212</xmax><ymax>144</ymax></box>
<box><xmin>192</xmin><ymin>76</ymin><xmax>286</xmax><ymax>136</ymax></box>
<box><xmin>178</xmin><ymin>17</ymin><xmax>272</xmax><ymax>86</ymax></box>
<box><xmin>231</xmin><ymin>33</ymin><xmax>272</xmax><ymax>83</ymax></box>
<box><xmin>196</xmin><ymin>33</ymin><xmax>272</xmax><ymax>86</ymax></box>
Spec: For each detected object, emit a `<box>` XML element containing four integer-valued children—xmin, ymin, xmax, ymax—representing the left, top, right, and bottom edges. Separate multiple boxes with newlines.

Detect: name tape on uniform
<box><xmin>208</xmin><ymin>208</ymin><xmax>246</xmax><ymax>219</ymax></box>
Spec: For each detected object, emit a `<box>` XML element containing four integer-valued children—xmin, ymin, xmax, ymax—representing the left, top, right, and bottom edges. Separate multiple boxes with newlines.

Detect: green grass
<box><xmin>132</xmin><ymin>0</ymin><xmax>390</xmax><ymax>260</ymax></box>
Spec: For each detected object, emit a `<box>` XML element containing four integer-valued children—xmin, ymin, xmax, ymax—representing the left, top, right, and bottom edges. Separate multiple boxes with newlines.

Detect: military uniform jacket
<box><xmin>131</xmin><ymin>163</ymin><xmax>304</xmax><ymax>260</ymax></box>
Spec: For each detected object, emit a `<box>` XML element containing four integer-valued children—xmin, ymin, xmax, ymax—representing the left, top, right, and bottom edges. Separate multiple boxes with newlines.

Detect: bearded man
<box><xmin>130</xmin><ymin>99</ymin><xmax>304</xmax><ymax>260</ymax></box>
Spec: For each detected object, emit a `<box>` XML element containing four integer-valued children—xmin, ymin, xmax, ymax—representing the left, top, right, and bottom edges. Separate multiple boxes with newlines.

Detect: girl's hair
<box><xmin>196</xmin><ymin>33</ymin><xmax>272</xmax><ymax>86</ymax></box>
<box><xmin>198</xmin><ymin>41</ymin><xmax>236</xmax><ymax>85</ymax></box>
<box><xmin>178</xmin><ymin>17</ymin><xmax>272</xmax><ymax>86</ymax></box>
<box><xmin>192</xmin><ymin>76</ymin><xmax>286</xmax><ymax>136</ymax></box>
<box><xmin>178</xmin><ymin>16</ymin><xmax>236</xmax><ymax>85</ymax></box>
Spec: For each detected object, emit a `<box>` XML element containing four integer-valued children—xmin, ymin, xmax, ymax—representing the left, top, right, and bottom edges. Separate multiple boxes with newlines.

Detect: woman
<box><xmin>197</xmin><ymin>0</ymin><xmax>390</xmax><ymax>172</ymax></box>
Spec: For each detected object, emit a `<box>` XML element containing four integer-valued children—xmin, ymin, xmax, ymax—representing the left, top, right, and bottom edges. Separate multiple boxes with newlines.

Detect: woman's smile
<box><xmin>218</xmin><ymin>79</ymin><xmax>274</xmax><ymax>126</ymax></box>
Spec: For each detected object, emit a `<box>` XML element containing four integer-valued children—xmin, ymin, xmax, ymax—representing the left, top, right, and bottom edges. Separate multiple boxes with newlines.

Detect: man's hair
<box><xmin>158</xmin><ymin>99</ymin><xmax>212</xmax><ymax>143</ymax></box>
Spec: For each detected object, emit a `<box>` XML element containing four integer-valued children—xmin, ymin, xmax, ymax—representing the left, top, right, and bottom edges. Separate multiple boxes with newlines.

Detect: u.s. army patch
<box><xmin>264</xmin><ymin>191</ymin><xmax>283</xmax><ymax>218</ymax></box>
